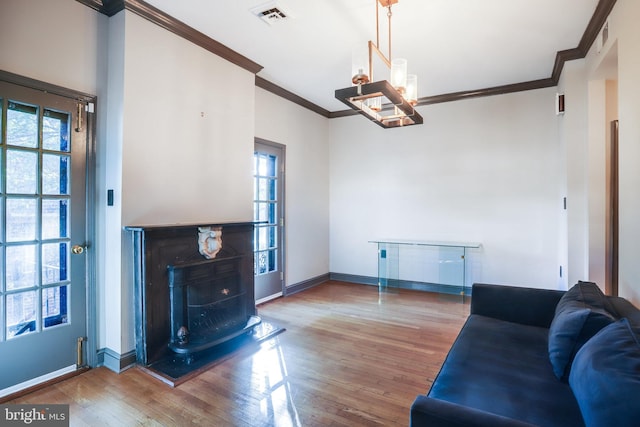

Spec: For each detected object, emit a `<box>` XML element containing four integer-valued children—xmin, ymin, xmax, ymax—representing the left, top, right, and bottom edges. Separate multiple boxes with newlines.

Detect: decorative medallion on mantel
<box><xmin>198</xmin><ymin>226</ymin><xmax>223</xmax><ymax>259</ymax></box>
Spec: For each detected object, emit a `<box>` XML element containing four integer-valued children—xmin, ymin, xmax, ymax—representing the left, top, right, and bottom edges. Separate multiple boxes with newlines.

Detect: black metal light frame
<box><xmin>335</xmin><ymin>80</ymin><xmax>423</xmax><ymax>129</ymax></box>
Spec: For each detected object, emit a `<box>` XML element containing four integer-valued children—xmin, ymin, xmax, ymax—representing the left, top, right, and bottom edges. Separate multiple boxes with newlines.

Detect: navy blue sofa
<box><xmin>410</xmin><ymin>282</ymin><xmax>640</xmax><ymax>427</ymax></box>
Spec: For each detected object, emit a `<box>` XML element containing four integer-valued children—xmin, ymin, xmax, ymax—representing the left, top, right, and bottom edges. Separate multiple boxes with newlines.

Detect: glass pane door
<box><xmin>254</xmin><ymin>152</ymin><xmax>277</xmax><ymax>276</ymax></box>
<box><xmin>0</xmin><ymin>80</ymin><xmax>88</xmax><ymax>392</ymax></box>
<box><xmin>254</xmin><ymin>141</ymin><xmax>284</xmax><ymax>302</ymax></box>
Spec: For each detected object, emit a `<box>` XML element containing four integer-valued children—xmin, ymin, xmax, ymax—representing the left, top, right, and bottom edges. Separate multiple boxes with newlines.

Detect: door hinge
<box><xmin>280</xmin><ymin>272</ymin><xmax>284</xmax><ymax>281</ymax></box>
<box><xmin>279</xmin><ymin>217</ymin><xmax>284</xmax><ymax>227</ymax></box>
<box><xmin>86</xmin><ymin>102</ymin><xmax>95</xmax><ymax>113</ymax></box>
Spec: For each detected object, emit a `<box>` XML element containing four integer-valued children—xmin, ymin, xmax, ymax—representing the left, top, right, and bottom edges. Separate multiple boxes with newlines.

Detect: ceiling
<box><xmin>142</xmin><ymin>0</ymin><xmax>601</xmax><ymax>113</ymax></box>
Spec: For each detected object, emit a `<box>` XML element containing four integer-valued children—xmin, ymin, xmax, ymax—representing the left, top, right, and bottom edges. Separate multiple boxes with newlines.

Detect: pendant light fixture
<box><xmin>335</xmin><ymin>0</ymin><xmax>423</xmax><ymax>128</ymax></box>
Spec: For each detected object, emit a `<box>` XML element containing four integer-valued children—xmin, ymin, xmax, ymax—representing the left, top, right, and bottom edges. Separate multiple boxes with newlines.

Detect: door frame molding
<box><xmin>0</xmin><ymin>69</ymin><xmax>98</xmax><ymax>367</ymax></box>
<box><xmin>0</xmin><ymin>70</ymin><xmax>95</xmax><ymax>103</ymax></box>
<box><xmin>606</xmin><ymin>119</ymin><xmax>619</xmax><ymax>296</ymax></box>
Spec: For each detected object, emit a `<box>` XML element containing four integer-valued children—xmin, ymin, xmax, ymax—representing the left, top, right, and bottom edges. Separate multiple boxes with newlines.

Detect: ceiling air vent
<box><xmin>251</xmin><ymin>1</ymin><xmax>292</xmax><ymax>25</ymax></box>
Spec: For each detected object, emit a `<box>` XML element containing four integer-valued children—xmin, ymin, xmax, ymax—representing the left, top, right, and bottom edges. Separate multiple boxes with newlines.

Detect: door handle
<box><xmin>71</xmin><ymin>245</ymin><xmax>85</xmax><ymax>255</ymax></box>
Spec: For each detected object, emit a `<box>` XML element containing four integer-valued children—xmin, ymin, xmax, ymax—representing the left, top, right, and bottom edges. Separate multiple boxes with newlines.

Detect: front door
<box><xmin>0</xmin><ymin>80</ymin><xmax>89</xmax><ymax>391</ymax></box>
<box><xmin>253</xmin><ymin>140</ymin><xmax>284</xmax><ymax>302</ymax></box>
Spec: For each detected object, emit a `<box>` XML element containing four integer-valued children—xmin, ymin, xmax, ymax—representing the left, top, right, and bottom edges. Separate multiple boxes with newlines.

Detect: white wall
<box><xmin>562</xmin><ymin>46</ymin><xmax>619</xmax><ymax>295</ymax></box>
<box><xmin>121</xmin><ymin>13</ymin><xmax>255</xmax><ymax>227</ymax></box>
<box><xmin>599</xmin><ymin>0</ymin><xmax>640</xmax><ymax>304</ymax></box>
<box><xmin>559</xmin><ymin>0</ymin><xmax>640</xmax><ymax>305</ymax></box>
<box><xmin>583</xmin><ymin>77</ymin><xmax>617</xmax><ymax>291</ymax></box>
<box><xmin>0</xmin><ymin>0</ymin><xmax>101</xmax><ymax>95</ymax></box>
<box><xmin>254</xmin><ymin>88</ymin><xmax>330</xmax><ymax>287</ymax></box>
<box><xmin>558</xmin><ymin>61</ymin><xmax>589</xmax><ymax>286</ymax></box>
<box><xmin>586</xmin><ymin>78</ymin><xmax>607</xmax><ymax>289</ymax></box>
<box><xmin>102</xmin><ymin>10</ymin><xmax>126</xmax><ymax>356</ymax></box>
<box><xmin>329</xmin><ymin>88</ymin><xmax>564</xmax><ymax>290</ymax></box>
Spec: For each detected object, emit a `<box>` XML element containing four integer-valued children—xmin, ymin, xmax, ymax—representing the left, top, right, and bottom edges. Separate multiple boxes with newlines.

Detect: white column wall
<box><xmin>558</xmin><ymin>61</ymin><xmax>590</xmax><ymax>286</ymax></box>
<box><xmin>586</xmin><ymin>79</ymin><xmax>607</xmax><ymax>289</ymax></box>
<box><xmin>103</xmin><ymin>11</ymin><xmax>126</xmax><ymax>355</ymax></box>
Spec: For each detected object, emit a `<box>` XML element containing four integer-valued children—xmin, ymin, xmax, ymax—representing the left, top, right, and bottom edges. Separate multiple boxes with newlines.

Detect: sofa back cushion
<box><xmin>569</xmin><ymin>318</ymin><xmax>640</xmax><ymax>427</ymax></box>
<box><xmin>609</xmin><ymin>296</ymin><xmax>640</xmax><ymax>326</ymax></box>
<box><xmin>548</xmin><ymin>281</ymin><xmax>615</xmax><ymax>380</ymax></box>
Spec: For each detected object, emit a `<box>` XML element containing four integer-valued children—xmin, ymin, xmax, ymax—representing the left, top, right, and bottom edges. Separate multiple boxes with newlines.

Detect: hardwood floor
<box><xmin>8</xmin><ymin>281</ymin><xmax>469</xmax><ymax>426</ymax></box>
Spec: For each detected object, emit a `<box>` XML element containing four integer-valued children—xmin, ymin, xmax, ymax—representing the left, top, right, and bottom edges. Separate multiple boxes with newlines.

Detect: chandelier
<box><xmin>335</xmin><ymin>0</ymin><xmax>423</xmax><ymax>128</ymax></box>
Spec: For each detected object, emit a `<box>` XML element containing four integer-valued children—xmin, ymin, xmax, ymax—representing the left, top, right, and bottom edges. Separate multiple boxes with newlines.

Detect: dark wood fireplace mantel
<box><xmin>125</xmin><ymin>221</ymin><xmax>258</xmax><ymax>366</ymax></box>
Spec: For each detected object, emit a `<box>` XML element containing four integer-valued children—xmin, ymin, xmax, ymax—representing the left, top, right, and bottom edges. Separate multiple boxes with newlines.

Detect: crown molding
<box><xmin>75</xmin><ymin>0</ymin><xmax>123</xmax><ymax>16</ymax></box>
<box><xmin>577</xmin><ymin>0</ymin><xmax>617</xmax><ymax>54</ymax></box>
<box><xmin>551</xmin><ymin>0</ymin><xmax>617</xmax><ymax>82</ymax></box>
<box><xmin>551</xmin><ymin>48</ymin><xmax>584</xmax><ymax>83</ymax></box>
<box><xmin>75</xmin><ymin>0</ymin><xmax>262</xmax><ymax>74</ymax></box>
<box><xmin>255</xmin><ymin>77</ymin><xmax>331</xmax><ymax>118</ymax></box>
<box><xmin>77</xmin><ymin>0</ymin><xmax>616</xmax><ymax>117</ymax></box>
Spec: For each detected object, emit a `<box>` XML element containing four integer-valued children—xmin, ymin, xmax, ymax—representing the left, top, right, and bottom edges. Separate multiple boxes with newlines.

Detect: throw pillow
<box><xmin>569</xmin><ymin>318</ymin><xmax>640</xmax><ymax>427</ymax></box>
<box><xmin>548</xmin><ymin>281</ymin><xmax>615</xmax><ymax>380</ymax></box>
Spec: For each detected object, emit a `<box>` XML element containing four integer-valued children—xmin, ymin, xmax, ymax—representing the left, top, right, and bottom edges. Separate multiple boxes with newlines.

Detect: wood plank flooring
<box><xmin>7</xmin><ymin>281</ymin><xmax>469</xmax><ymax>426</ymax></box>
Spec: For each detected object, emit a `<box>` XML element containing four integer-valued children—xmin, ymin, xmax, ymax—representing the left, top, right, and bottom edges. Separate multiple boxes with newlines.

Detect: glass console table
<box><xmin>369</xmin><ymin>240</ymin><xmax>481</xmax><ymax>300</ymax></box>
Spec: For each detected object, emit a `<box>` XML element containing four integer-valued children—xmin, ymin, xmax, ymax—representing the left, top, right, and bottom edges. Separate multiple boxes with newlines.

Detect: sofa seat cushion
<box><xmin>428</xmin><ymin>314</ymin><xmax>584</xmax><ymax>427</ymax></box>
<box><xmin>569</xmin><ymin>318</ymin><xmax>640</xmax><ymax>427</ymax></box>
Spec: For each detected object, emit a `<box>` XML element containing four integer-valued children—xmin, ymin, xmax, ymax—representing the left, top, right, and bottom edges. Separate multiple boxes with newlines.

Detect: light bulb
<box><xmin>390</xmin><ymin>58</ymin><xmax>407</xmax><ymax>93</ymax></box>
<box><xmin>406</xmin><ymin>74</ymin><xmax>418</xmax><ymax>105</ymax></box>
<box><xmin>351</xmin><ymin>45</ymin><xmax>370</xmax><ymax>85</ymax></box>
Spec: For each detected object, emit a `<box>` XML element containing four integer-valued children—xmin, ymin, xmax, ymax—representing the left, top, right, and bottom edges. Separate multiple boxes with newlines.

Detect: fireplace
<box><xmin>125</xmin><ymin>222</ymin><xmax>259</xmax><ymax>367</ymax></box>
<box><xmin>167</xmin><ymin>257</ymin><xmax>260</xmax><ymax>355</ymax></box>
